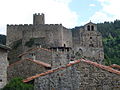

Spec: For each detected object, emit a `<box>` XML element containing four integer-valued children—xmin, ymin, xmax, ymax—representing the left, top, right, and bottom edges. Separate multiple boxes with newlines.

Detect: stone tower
<box><xmin>81</xmin><ymin>22</ymin><xmax>104</xmax><ymax>63</ymax></box>
<box><xmin>72</xmin><ymin>22</ymin><xmax>104</xmax><ymax>63</ymax></box>
<box><xmin>33</xmin><ymin>13</ymin><xmax>45</xmax><ymax>25</ymax></box>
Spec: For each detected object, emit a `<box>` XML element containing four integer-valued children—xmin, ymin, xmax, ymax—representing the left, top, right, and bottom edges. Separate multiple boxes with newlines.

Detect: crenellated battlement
<box><xmin>7</xmin><ymin>24</ymin><xmax>62</xmax><ymax>28</ymax></box>
<box><xmin>33</xmin><ymin>13</ymin><xmax>45</xmax><ymax>25</ymax></box>
<box><xmin>33</xmin><ymin>13</ymin><xmax>44</xmax><ymax>16</ymax></box>
<box><xmin>7</xmin><ymin>24</ymin><xmax>33</xmax><ymax>26</ymax></box>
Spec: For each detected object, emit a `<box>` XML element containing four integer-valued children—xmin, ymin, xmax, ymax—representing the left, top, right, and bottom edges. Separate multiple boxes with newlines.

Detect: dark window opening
<box><xmin>62</xmin><ymin>49</ymin><xmax>64</xmax><ymax>51</ymax></box>
<box><xmin>90</xmin><ymin>37</ymin><xmax>92</xmax><ymax>39</ymax></box>
<box><xmin>64</xmin><ymin>44</ymin><xmax>66</xmax><ymax>47</ymax></box>
<box><xmin>89</xmin><ymin>44</ymin><xmax>94</xmax><ymax>47</ymax></box>
<box><xmin>91</xmin><ymin>25</ymin><xmax>94</xmax><ymax>31</ymax></box>
<box><xmin>87</xmin><ymin>25</ymin><xmax>90</xmax><ymax>31</ymax></box>
<box><xmin>0</xmin><ymin>79</ymin><xmax>2</xmax><ymax>82</ymax></box>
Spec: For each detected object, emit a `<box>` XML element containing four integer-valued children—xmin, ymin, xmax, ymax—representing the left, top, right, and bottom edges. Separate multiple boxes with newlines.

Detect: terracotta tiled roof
<box><xmin>80</xmin><ymin>59</ymin><xmax>120</xmax><ymax>75</ymax></box>
<box><xmin>8</xmin><ymin>58</ymin><xmax>51</xmax><ymax>68</ymax></box>
<box><xmin>18</xmin><ymin>47</ymin><xmax>63</xmax><ymax>58</ymax></box>
<box><xmin>23</xmin><ymin>59</ymin><xmax>120</xmax><ymax>83</ymax></box>
<box><xmin>109</xmin><ymin>64</ymin><xmax>120</xmax><ymax>69</ymax></box>
<box><xmin>28</xmin><ymin>59</ymin><xmax>51</xmax><ymax>68</ymax></box>
<box><xmin>23</xmin><ymin>60</ymin><xmax>81</xmax><ymax>83</ymax></box>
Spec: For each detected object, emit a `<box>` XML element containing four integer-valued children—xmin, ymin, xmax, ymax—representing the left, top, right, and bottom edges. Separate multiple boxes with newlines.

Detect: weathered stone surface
<box><xmin>6</xmin><ymin>14</ymin><xmax>104</xmax><ymax>64</ymax></box>
<box><xmin>31</xmin><ymin>60</ymin><xmax>120</xmax><ymax>90</ymax></box>
<box><xmin>77</xmin><ymin>61</ymin><xmax>120</xmax><ymax>90</ymax></box>
<box><xmin>72</xmin><ymin>22</ymin><xmax>104</xmax><ymax>63</ymax></box>
<box><xmin>34</xmin><ymin>65</ymin><xmax>80</xmax><ymax>90</ymax></box>
<box><xmin>6</xmin><ymin>13</ymin><xmax>113</xmax><ymax>90</ymax></box>
<box><xmin>7</xmin><ymin>59</ymin><xmax>48</xmax><ymax>81</ymax></box>
<box><xmin>0</xmin><ymin>47</ymin><xmax>9</xmax><ymax>89</ymax></box>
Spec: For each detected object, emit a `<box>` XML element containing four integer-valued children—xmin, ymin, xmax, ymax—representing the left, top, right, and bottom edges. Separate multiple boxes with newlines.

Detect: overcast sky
<box><xmin>0</xmin><ymin>0</ymin><xmax>120</xmax><ymax>35</ymax></box>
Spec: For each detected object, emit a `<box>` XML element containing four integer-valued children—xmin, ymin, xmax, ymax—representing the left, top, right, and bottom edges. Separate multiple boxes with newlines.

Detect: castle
<box><xmin>0</xmin><ymin>13</ymin><xmax>120</xmax><ymax>90</ymax></box>
<box><xmin>6</xmin><ymin>13</ymin><xmax>104</xmax><ymax>64</ymax></box>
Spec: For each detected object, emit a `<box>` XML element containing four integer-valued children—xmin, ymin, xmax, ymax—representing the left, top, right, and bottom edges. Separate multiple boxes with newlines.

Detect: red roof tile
<box><xmin>81</xmin><ymin>59</ymin><xmax>120</xmax><ymax>75</ymax></box>
<box><xmin>8</xmin><ymin>58</ymin><xmax>51</xmax><ymax>68</ymax></box>
<box><xmin>27</xmin><ymin>58</ymin><xmax>51</xmax><ymax>68</ymax></box>
<box><xmin>109</xmin><ymin>64</ymin><xmax>120</xmax><ymax>69</ymax></box>
<box><xmin>23</xmin><ymin>59</ymin><xmax>120</xmax><ymax>83</ymax></box>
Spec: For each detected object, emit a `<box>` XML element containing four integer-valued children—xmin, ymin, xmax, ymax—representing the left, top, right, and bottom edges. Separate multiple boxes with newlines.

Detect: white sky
<box><xmin>89</xmin><ymin>0</ymin><xmax>120</xmax><ymax>23</ymax></box>
<box><xmin>0</xmin><ymin>0</ymin><xmax>78</xmax><ymax>35</ymax></box>
<box><xmin>0</xmin><ymin>0</ymin><xmax>120</xmax><ymax>35</ymax></box>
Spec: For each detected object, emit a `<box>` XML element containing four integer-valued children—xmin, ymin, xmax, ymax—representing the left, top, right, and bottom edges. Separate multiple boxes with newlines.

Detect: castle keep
<box><xmin>7</xmin><ymin>13</ymin><xmax>104</xmax><ymax>64</ymax></box>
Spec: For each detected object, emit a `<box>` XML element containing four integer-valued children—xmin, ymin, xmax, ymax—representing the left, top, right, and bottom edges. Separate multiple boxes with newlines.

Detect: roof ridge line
<box><xmin>23</xmin><ymin>59</ymin><xmax>81</xmax><ymax>83</ymax></box>
<box><xmin>81</xmin><ymin>59</ymin><xmax>120</xmax><ymax>75</ymax></box>
<box><xmin>27</xmin><ymin>58</ymin><xmax>51</xmax><ymax>68</ymax></box>
<box><xmin>18</xmin><ymin>47</ymin><xmax>63</xmax><ymax>57</ymax></box>
<box><xmin>23</xmin><ymin>59</ymin><xmax>120</xmax><ymax>83</ymax></box>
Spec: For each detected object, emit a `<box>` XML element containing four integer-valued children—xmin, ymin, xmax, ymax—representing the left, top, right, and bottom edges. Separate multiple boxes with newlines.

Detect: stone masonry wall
<box><xmin>7</xmin><ymin>59</ymin><xmax>47</xmax><ymax>81</ymax></box>
<box><xmin>77</xmin><ymin>61</ymin><xmax>120</xmax><ymax>90</ymax></box>
<box><xmin>62</xmin><ymin>27</ymin><xmax>72</xmax><ymax>47</ymax></box>
<box><xmin>34</xmin><ymin>65</ymin><xmax>80</xmax><ymax>90</ymax></box>
<box><xmin>19</xmin><ymin>24</ymin><xmax>65</xmax><ymax>52</ymax></box>
<box><xmin>0</xmin><ymin>48</ymin><xmax>8</xmax><ymax>89</ymax></box>
<box><xmin>72</xmin><ymin>22</ymin><xmax>104</xmax><ymax>63</ymax></box>
<box><xmin>33</xmin><ymin>60</ymin><xmax>120</xmax><ymax>90</ymax></box>
<box><xmin>22</xmin><ymin>48</ymin><xmax>53</xmax><ymax>64</ymax></box>
<box><xmin>7</xmin><ymin>25</ymin><xmax>23</xmax><ymax>46</ymax></box>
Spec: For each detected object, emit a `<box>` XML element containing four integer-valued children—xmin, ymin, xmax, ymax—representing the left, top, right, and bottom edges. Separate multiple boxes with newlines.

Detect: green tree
<box><xmin>1</xmin><ymin>77</ymin><xmax>33</xmax><ymax>90</ymax></box>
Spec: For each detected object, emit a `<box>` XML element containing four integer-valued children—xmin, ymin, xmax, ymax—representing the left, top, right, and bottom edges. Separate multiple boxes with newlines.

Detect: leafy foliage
<box><xmin>97</xmin><ymin>20</ymin><xmax>120</xmax><ymax>65</ymax></box>
<box><xmin>1</xmin><ymin>77</ymin><xmax>33</xmax><ymax>90</ymax></box>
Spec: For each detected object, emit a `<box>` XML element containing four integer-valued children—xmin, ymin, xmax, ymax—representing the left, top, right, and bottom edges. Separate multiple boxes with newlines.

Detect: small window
<box><xmin>90</xmin><ymin>37</ymin><xmax>92</xmax><ymax>39</ymax></box>
<box><xmin>87</xmin><ymin>25</ymin><xmax>90</xmax><ymax>31</ymax></box>
<box><xmin>0</xmin><ymin>79</ymin><xmax>2</xmax><ymax>82</ymax></box>
<box><xmin>91</xmin><ymin>25</ymin><xmax>94</xmax><ymax>31</ymax></box>
<box><xmin>89</xmin><ymin>44</ymin><xmax>94</xmax><ymax>47</ymax></box>
<box><xmin>64</xmin><ymin>44</ymin><xmax>66</xmax><ymax>47</ymax></box>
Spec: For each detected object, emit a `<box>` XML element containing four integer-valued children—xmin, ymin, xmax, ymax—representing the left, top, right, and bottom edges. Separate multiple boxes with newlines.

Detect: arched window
<box><xmin>87</xmin><ymin>25</ymin><xmax>90</xmax><ymax>31</ymax></box>
<box><xmin>91</xmin><ymin>25</ymin><xmax>94</xmax><ymax>31</ymax></box>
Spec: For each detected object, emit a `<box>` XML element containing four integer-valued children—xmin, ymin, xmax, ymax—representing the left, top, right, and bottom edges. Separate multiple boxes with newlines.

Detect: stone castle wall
<box><xmin>62</xmin><ymin>27</ymin><xmax>72</xmax><ymax>47</ymax></box>
<box><xmin>7</xmin><ymin>24</ymin><xmax>72</xmax><ymax>52</ymax></box>
<box><xmin>7</xmin><ymin>25</ymin><xmax>23</xmax><ymax>46</ymax></box>
<box><xmin>6</xmin><ymin>14</ymin><xmax>104</xmax><ymax>64</ymax></box>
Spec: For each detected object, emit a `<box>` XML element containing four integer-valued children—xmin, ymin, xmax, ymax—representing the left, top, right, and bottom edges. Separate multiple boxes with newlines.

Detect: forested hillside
<box><xmin>0</xmin><ymin>34</ymin><xmax>6</xmax><ymax>45</ymax></box>
<box><xmin>97</xmin><ymin>20</ymin><xmax>120</xmax><ymax>65</ymax></box>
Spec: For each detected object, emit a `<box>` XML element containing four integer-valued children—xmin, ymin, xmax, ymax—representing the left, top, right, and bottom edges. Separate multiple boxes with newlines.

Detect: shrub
<box><xmin>1</xmin><ymin>77</ymin><xmax>33</xmax><ymax>90</ymax></box>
